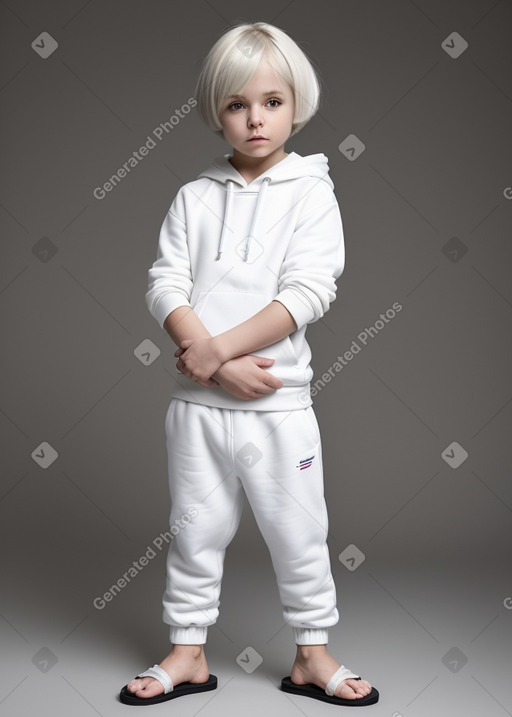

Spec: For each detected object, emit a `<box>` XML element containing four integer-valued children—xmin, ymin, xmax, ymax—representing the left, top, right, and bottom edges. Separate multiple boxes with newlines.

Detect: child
<box><xmin>120</xmin><ymin>21</ymin><xmax>379</xmax><ymax>708</ymax></box>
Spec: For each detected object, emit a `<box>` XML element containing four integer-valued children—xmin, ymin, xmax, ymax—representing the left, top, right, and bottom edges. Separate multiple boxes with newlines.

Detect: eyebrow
<box><xmin>226</xmin><ymin>90</ymin><xmax>285</xmax><ymax>100</ymax></box>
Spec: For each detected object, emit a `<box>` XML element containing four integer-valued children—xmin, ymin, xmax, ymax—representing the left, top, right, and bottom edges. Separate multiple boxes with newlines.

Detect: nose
<box><xmin>248</xmin><ymin>105</ymin><xmax>263</xmax><ymax>128</ymax></box>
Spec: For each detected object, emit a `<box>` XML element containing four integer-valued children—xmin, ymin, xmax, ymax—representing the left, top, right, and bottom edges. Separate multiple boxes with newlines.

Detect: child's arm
<box><xmin>163</xmin><ymin>306</ymin><xmax>217</xmax><ymax>387</ymax></box>
<box><xmin>164</xmin><ymin>306</ymin><xmax>283</xmax><ymax>398</ymax></box>
<box><xmin>213</xmin><ymin>355</ymin><xmax>283</xmax><ymax>400</ymax></box>
<box><xmin>175</xmin><ymin>300</ymin><xmax>296</xmax><ymax>383</ymax></box>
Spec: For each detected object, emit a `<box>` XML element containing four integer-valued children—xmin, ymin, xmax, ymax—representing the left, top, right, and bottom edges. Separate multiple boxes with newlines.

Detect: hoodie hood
<box><xmin>197</xmin><ymin>151</ymin><xmax>334</xmax><ymax>261</ymax></box>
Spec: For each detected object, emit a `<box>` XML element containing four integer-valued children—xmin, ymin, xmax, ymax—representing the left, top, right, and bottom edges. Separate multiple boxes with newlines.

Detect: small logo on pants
<box><xmin>297</xmin><ymin>455</ymin><xmax>314</xmax><ymax>470</ymax></box>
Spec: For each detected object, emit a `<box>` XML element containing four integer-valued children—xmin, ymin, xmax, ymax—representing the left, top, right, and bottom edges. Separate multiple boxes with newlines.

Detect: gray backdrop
<box><xmin>1</xmin><ymin>1</ymin><xmax>511</xmax><ymax>715</ymax></box>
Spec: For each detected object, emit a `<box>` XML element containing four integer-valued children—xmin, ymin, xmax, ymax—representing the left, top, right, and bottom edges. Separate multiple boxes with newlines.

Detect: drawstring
<box><xmin>216</xmin><ymin>176</ymin><xmax>271</xmax><ymax>261</ymax></box>
<box><xmin>216</xmin><ymin>180</ymin><xmax>234</xmax><ymax>260</ymax></box>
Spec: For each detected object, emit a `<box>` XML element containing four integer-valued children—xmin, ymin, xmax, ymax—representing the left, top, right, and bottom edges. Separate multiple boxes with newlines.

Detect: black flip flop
<box><xmin>119</xmin><ymin>674</ymin><xmax>217</xmax><ymax>705</ymax></box>
<box><xmin>281</xmin><ymin>676</ymin><xmax>379</xmax><ymax>706</ymax></box>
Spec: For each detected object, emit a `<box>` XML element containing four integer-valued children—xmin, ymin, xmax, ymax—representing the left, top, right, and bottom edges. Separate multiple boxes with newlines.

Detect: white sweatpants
<box><xmin>162</xmin><ymin>397</ymin><xmax>339</xmax><ymax>646</ymax></box>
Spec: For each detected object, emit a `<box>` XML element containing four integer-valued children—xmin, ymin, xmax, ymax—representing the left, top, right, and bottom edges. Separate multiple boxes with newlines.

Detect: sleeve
<box><xmin>145</xmin><ymin>204</ymin><xmax>193</xmax><ymax>328</ymax></box>
<box><xmin>273</xmin><ymin>185</ymin><xmax>345</xmax><ymax>330</ymax></box>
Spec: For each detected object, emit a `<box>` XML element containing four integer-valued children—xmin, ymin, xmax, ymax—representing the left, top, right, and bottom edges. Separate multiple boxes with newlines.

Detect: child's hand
<box><xmin>212</xmin><ymin>355</ymin><xmax>283</xmax><ymax>400</ymax></box>
<box><xmin>178</xmin><ymin>372</ymin><xmax>219</xmax><ymax>388</ymax></box>
<box><xmin>174</xmin><ymin>337</ymin><xmax>224</xmax><ymax>382</ymax></box>
<box><xmin>175</xmin><ymin>356</ymin><xmax>218</xmax><ymax>388</ymax></box>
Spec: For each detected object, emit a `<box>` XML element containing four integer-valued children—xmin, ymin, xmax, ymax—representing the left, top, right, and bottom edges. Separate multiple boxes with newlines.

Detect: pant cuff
<box><xmin>293</xmin><ymin>627</ymin><xmax>329</xmax><ymax>645</ymax></box>
<box><xmin>169</xmin><ymin>626</ymin><xmax>208</xmax><ymax>644</ymax></box>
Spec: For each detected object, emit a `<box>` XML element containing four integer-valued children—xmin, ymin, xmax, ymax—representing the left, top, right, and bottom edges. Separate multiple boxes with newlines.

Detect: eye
<box><xmin>267</xmin><ymin>98</ymin><xmax>282</xmax><ymax>108</ymax></box>
<box><xmin>228</xmin><ymin>101</ymin><xmax>244</xmax><ymax>111</ymax></box>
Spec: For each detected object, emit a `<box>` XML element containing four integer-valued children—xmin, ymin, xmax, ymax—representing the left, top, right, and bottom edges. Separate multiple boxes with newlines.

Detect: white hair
<box><xmin>194</xmin><ymin>21</ymin><xmax>322</xmax><ymax>138</ymax></box>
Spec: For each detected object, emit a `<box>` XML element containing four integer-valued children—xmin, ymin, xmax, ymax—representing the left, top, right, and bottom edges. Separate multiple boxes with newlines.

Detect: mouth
<box><xmin>247</xmin><ymin>136</ymin><xmax>268</xmax><ymax>142</ymax></box>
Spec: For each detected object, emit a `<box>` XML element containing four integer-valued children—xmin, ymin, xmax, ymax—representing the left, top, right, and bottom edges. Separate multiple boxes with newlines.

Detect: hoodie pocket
<box><xmin>193</xmin><ymin>290</ymin><xmax>306</xmax><ymax>383</ymax></box>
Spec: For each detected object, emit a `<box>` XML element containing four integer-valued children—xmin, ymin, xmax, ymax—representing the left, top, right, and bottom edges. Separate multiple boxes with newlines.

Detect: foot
<box><xmin>125</xmin><ymin>644</ymin><xmax>209</xmax><ymax>699</ymax></box>
<box><xmin>290</xmin><ymin>645</ymin><xmax>372</xmax><ymax>701</ymax></box>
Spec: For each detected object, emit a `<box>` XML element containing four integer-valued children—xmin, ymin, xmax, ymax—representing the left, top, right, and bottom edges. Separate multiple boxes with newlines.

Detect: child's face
<box><xmin>219</xmin><ymin>60</ymin><xmax>295</xmax><ymax>162</ymax></box>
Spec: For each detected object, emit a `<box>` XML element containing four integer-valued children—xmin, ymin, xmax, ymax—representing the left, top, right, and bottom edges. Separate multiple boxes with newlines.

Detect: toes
<box><xmin>126</xmin><ymin>679</ymin><xmax>141</xmax><ymax>693</ymax></box>
<box><xmin>139</xmin><ymin>678</ymin><xmax>163</xmax><ymax>697</ymax></box>
<box><xmin>358</xmin><ymin>679</ymin><xmax>372</xmax><ymax>695</ymax></box>
<box><xmin>339</xmin><ymin>678</ymin><xmax>372</xmax><ymax>699</ymax></box>
<box><xmin>126</xmin><ymin>677</ymin><xmax>163</xmax><ymax>698</ymax></box>
<box><xmin>337</xmin><ymin>687</ymin><xmax>357</xmax><ymax>699</ymax></box>
<box><xmin>336</xmin><ymin>680</ymin><xmax>358</xmax><ymax>700</ymax></box>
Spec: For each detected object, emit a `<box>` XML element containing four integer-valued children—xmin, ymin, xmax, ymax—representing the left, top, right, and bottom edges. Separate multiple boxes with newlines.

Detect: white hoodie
<box><xmin>146</xmin><ymin>151</ymin><xmax>345</xmax><ymax>411</ymax></box>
